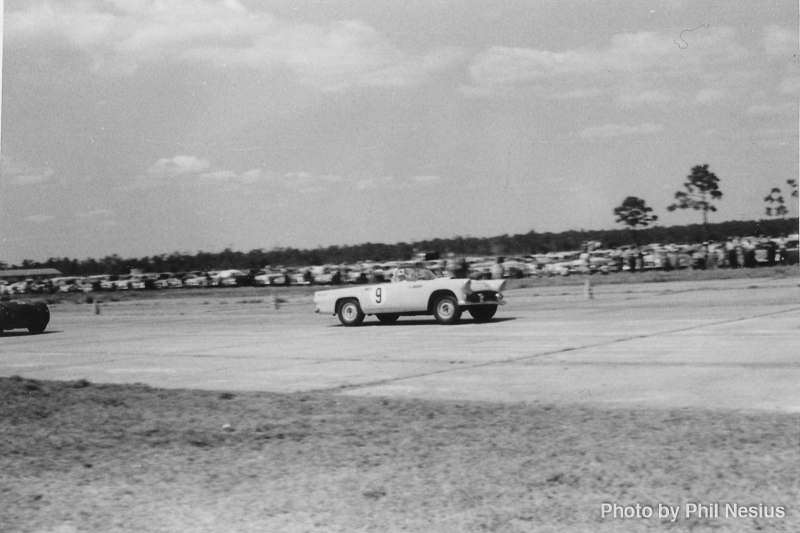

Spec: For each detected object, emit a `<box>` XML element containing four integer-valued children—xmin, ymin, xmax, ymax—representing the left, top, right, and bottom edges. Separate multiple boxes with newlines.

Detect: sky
<box><xmin>1</xmin><ymin>0</ymin><xmax>797</xmax><ymax>265</ymax></box>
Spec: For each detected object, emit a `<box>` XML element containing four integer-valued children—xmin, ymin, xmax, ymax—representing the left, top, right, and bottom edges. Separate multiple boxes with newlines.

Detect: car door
<box><xmin>360</xmin><ymin>283</ymin><xmax>405</xmax><ymax>314</ymax></box>
<box><xmin>394</xmin><ymin>278</ymin><xmax>432</xmax><ymax>311</ymax></box>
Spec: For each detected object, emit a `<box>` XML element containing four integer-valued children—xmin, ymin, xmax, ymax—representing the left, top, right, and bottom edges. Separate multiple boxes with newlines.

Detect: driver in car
<box><xmin>394</xmin><ymin>268</ymin><xmax>419</xmax><ymax>282</ymax></box>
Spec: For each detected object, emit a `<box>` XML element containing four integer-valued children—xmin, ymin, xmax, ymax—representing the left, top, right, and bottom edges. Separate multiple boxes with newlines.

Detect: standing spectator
<box><xmin>778</xmin><ymin>239</ymin><xmax>788</xmax><ymax>265</ymax></box>
<box><xmin>692</xmin><ymin>244</ymin><xmax>707</xmax><ymax>270</ymax></box>
<box><xmin>579</xmin><ymin>245</ymin><xmax>591</xmax><ymax>274</ymax></box>
<box><xmin>454</xmin><ymin>257</ymin><xmax>469</xmax><ymax>279</ymax></box>
<box><xmin>444</xmin><ymin>257</ymin><xmax>456</xmax><ymax>278</ymax></box>
<box><xmin>490</xmin><ymin>257</ymin><xmax>505</xmax><ymax>280</ymax></box>
<box><xmin>661</xmin><ymin>248</ymin><xmax>673</xmax><ymax>271</ymax></box>
<box><xmin>706</xmin><ymin>243</ymin><xmax>718</xmax><ymax>269</ymax></box>
<box><xmin>736</xmin><ymin>243</ymin><xmax>746</xmax><ymax>269</ymax></box>
<box><xmin>627</xmin><ymin>249</ymin><xmax>637</xmax><ymax>272</ymax></box>
<box><xmin>744</xmin><ymin>243</ymin><xmax>757</xmax><ymax>268</ymax></box>
<box><xmin>716</xmin><ymin>244</ymin><xmax>727</xmax><ymax>268</ymax></box>
<box><xmin>728</xmin><ymin>239</ymin><xmax>740</xmax><ymax>269</ymax></box>
<box><xmin>767</xmin><ymin>240</ymin><xmax>777</xmax><ymax>266</ymax></box>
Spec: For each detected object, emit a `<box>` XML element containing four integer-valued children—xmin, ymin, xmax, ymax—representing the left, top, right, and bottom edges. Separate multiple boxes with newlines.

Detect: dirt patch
<box><xmin>1</xmin><ymin>377</ymin><xmax>796</xmax><ymax>532</ymax></box>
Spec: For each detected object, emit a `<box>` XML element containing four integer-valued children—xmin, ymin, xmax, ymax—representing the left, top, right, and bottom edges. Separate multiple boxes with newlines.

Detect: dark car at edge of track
<box><xmin>0</xmin><ymin>300</ymin><xmax>50</xmax><ymax>335</ymax></box>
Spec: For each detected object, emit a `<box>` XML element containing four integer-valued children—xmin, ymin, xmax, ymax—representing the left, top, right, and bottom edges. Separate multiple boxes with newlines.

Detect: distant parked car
<box><xmin>154</xmin><ymin>273</ymin><xmax>183</xmax><ymax>289</ymax></box>
<box><xmin>7</xmin><ymin>280</ymin><xmax>32</xmax><ymax>294</ymax></box>
<box><xmin>215</xmin><ymin>270</ymin><xmax>247</xmax><ymax>287</ymax></box>
<box><xmin>99</xmin><ymin>276</ymin><xmax>118</xmax><ymax>291</ymax></box>
<box><xmin>310</xmin><ymin>266</ymin><xmax>336</xmax><ymax>285</ymax></box>
<box><xmin>113</xmin><ymin>275</ymin><xmax>134</xmax><ymax>290</ymax></box>
<box><xmin>783</xmin><ymin>237</ymin><xmax>799</xmax><ymax>265</ymax></box>
<box><xmin>183</xmin><ymin>273</ymin><xmax>211</xmax><ymax>288</ymax></box>
<box><xmin>57</xmin><ymin>278</ymin><xmax>92</xmax><ymax>293</ymax></box>
<box><xmin>254</xmin><ymin>270</ymin><xmax>289</xmax><ymax>286</ymax></box>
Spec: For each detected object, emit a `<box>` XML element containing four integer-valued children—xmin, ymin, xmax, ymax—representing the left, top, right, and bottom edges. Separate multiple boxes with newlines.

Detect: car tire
<box><xmin>27</xmin><ymin>303</ymin><xmax>50</xmax><ymax>334</ymax></box>
<box><xmin>468</xmin><ymin>305</ymin><xmax>497</xmax><ymax>322</ymax></box>
<box><xmin>433</xmin><ymin>295</ymin><xmax>461</xmax><ymax>325</ymax></box>
<box><xmin>376</xmin><ymin>313</ymin><xmax>400</xmax><ymax>325</ymax></box>
<box><xmin>338</xmin><ymin>299</ymin><xmax>365</xmax><ymax>327</ymax></box>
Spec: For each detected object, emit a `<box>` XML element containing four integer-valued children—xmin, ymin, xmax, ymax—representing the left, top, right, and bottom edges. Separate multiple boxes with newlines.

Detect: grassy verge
<box><xmin>2</xmin><ymin>377</ymin><xmax>797</xmax><ymax>532</ymax></box>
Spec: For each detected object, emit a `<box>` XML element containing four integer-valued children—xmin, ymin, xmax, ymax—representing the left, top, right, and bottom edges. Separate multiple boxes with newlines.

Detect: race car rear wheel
<box><xmin>376</xmin><ymin>313</ymin><xmax>399</xmax><ymax>325</ymax></box>
<box><xmin>338</xmin><ymin>299</ymin><xmax>365</xmax><ymax>327</ymax></box>
<box><xmin>433</xmin><ymin>295</ymin><xmax>461</xmax><ymax>325</ymax></box>
<box><xmin>469</xmin><ymin>305</ymin><xmax>497</xmax><ymax>322</ymax></box>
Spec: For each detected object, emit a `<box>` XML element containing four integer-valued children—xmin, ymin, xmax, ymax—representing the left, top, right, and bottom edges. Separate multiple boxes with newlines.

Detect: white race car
<box><xmin>313</xmin><ymin>266</ymin><xmax>506</xmax><ymax>326</ymax></box>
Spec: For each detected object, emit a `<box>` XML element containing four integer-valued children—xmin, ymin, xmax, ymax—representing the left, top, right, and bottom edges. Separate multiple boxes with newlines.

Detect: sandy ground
<box><xmin>2</xmin><ymin>277</ymin><xmax>798</xmax><ymax>411</ymax></box>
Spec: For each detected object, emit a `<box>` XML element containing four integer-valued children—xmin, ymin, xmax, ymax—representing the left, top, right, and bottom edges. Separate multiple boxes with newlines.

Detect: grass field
<box><xmin>1</xmin><ymin>376</ymin><xmax>797</xmax><ymax>533</ymax></box>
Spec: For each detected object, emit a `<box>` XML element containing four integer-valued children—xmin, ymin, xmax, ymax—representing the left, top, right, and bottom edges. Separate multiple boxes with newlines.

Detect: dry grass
<box><xmin>1</xmin><ymin>377</ymin><xmax>797</xmax><ymax>532</ymax></box>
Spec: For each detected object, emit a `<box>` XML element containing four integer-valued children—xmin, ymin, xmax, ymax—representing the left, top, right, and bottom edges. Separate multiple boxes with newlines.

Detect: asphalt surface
<box><xmin>2</xmin><ymin>277</ymin><xmax>798</xmax><ymax>411</ymax></box>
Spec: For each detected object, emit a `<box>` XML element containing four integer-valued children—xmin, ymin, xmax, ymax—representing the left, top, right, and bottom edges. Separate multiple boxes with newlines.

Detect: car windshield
<box><xmin>393</xmin><ymin>267</ymin><xmax>436</xmax><ymax>282</ymax></box>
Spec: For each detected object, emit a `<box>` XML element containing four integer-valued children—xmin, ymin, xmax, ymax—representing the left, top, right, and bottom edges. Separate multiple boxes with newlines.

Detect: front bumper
<box><xmin>461</xmin><ymin>292</ymin><xmax>505</xmax><ymax>306</ymax></box>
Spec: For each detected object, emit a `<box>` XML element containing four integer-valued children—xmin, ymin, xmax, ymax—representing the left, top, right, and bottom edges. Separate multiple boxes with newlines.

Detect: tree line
<box><xmin>2</xmin><ymin>217</ymin><xmax>796</xmax><ymax>277</ymax></box>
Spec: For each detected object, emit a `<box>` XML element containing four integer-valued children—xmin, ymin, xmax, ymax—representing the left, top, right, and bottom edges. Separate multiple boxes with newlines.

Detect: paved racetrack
<box><xmin>2</xmin><ymin>277</ymin><xmax>798</xmax><ymax>412</ymax></box>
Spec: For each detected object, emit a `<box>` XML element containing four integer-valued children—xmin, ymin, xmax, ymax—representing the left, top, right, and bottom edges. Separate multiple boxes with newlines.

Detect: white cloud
<box><xmin>778</xmin><ymin>76</ymin><xmax>799</xmax><ymax>96</ymax></box>
<box><xmin>146</xmin><ymin>156</ymin><xmax>211</xmax><ymax>178</ymax></box>
<box><xmin>762</xmin><ymin>26</ymin><xmax>797</xmax><ymax>56</ymax></box>
<box><xmin>466</xmin><ymin>28</ymin><xmax>752</xmax><ymax>101</ymax></box>
<box><xmin>351</xmin><ymin>174</ymin><xmax>445</xmax><ymax>191</ymax></box>
<box><xmin>355</xmin><ymin>176</ymin><xmax>394</xmax><ymax>190</ymax></box>
<box><xmin>134</xmin><ymin>156</ymin><xmax>265</xmax><ymax>189</ymax></box>
<box><xmin>0</xmin><ymin>155</ymin><xmax>55</xmax><ymax>185</ymax></box>
<box><xmin>199</xmin><ymin>170</ymin><xmax>238</xmax><ymax>181</ymax></box>
<box><xmin>556</xmin><ymin>88</ymin><xmax>604</xmax><ymax>100</ymax></box>
<box><xmin>411</xmin><ymin>175</ymin><xmax>442</xmax><ymax>185</ymax></box>
<box><xmin>580</xmin><ymin>123</ymin><xmax>664</xmax><ymax>139</ymax></box>
<box><xmin>285</xmin><ymin>171</ymin><xmax>313</xmax><ymax>180</ymax></box>
<box><xmin>27</xmin><ymin>214</ymin><xmax>55</xmax><ymax>223</ymax></box>
<box><xmin>5</xmin><ymin>1</ymin><xmax>459</xmax><ymax>91</ymax></box>
<box><xmin>694</xmin><ymin>89</ymin><xmax>728</xmax><ymax>104</ymax></box>
<box><xmin>617</xmin><ymin>90</ymin><xmax>671</xmax><ymax>106</ymax></box>
<box><xmin>76</xmin><ymin>209</ymin><xmax>114</xmax><ymax>218</ymax></box>
<box><xmin>238</xmin><ymin>169</ymin><xmax>268</xmax><ymax>184</ymax></box>
<box><xmin>747</xmin><ymin>103</ymin><xmax>797</xmax><ymax>115</ymax></box>
<box><xmin>281</xmin><ymin>171</ymin><xmax>345</xmax><ymax>193</ymax></box>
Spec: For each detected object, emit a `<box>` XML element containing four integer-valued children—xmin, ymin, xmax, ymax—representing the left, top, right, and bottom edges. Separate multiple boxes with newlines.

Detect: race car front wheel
<box><xmin>338</xmin><ymin>299</ymin><xmax>365</xmax><ymax>327</ymax></box>
<box><xmin>469</xmin><ymin>305</ymin><xmax>497</xmax><ymax>322</ymax></box>
<box><xmin>27</xmin><ymin>303</ymin><xmax>50</xmax><ymax>334</ymax></box>
<box><xmin>433</xmin><ymin>295</ymin><xmax>461</xmax><ymax>325</ymax></box>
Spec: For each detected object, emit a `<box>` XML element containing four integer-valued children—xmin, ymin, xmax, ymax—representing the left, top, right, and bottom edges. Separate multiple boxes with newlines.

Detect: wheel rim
<box><xmin>437</xmin><ymin>300</ymin><xmax>454</xmax><ymax>318</ymax></box>
<box><xmin>343</xmin><ymin>303</ymin><xmax>357</xmax><ymax>321</ymax></box>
